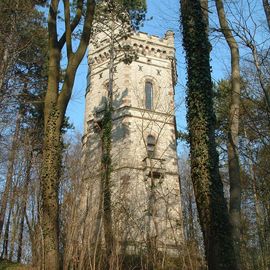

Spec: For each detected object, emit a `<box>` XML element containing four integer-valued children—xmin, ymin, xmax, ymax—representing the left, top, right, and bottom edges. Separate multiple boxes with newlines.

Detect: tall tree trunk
<box><xmin>263</xmin><ymin>0</ymin><xmax>270</xmax><ymax>30</ymax></box>
<box><xmin>40</xmin><ymin>1</ymin><xmax>96</xmax><ymax>268</ymax></box>
<box><xmin>101</xmin><ymin>30</ymin><xmax>115</xmax><ymax>269</ymax></box>
<box><xmin>187</xmin><ymin>185</ymin><xmax>195</xmax><ymax>240</ymax></box>
<box><xmin>215</xmin><ymin>1</ymin><xmax>242</xmax><ymax>268</ymax></box>
<box><xmin>199</xmin><ymin>0</ymin><xmax>209</xmax><ymax>33</ymax></box>
<box><xmin>25</xmin><ymin>212</ymin><xmax>39</xmax><ymax>267</ymax></box>
<box><xmin>17</xmin><ymin>149</ymin><xmax>32</xmax><ymax>262</ymax></box>
<box><xmin>17</xmin><ymin>205</ymin><xmax>26</xmax><ymax>263</ymax></box>
<box><xmin>9</xmin><ymin>202</ymin><xmax>20</xmax><ymax>261</ymax></box>
<box><xmin>0</xmin><ymin>6</ymin><xmax>17</xmax><ymax>98</ymax></box>
<box><xmin>180</xmin><ymin>0</ymin><xmax>238</xmax><ymax>269</ymax></box>
<box><xmin>0</xmin><ymin>47</ymin><xmax>9</xmax><ymax>95</ymax></box>
<box><xmin>253</xmin><ymin>177</ymin><xmax>268</xmax><ymax>270</ymax></box>
<box><xmin>40</xmin><ymin>6</ymin><xmax>62</xmax><ymax>262</ymax></box>
<box><xmin>1</xmin><ymin>208</ymin><xmax>11</xmax><ymax>259</ymax></box>
<box><xmin>101</xmin><ymin>119</ymin><xmax>113</xmax><ymax>269</ymax></box>
<box><xmin>41</xmin><ymin>104</ymin><xmax>63</xmax><ymax>270</ymax></box>
<box><xmin>0</xmin><ymin>110</ymin><xmax>21</xmax><ymax>239</ymax></box>
<box><xmin>246</xmin><ymin>140</ymin><xmax>269</xmax><ymax>270</ymax></box>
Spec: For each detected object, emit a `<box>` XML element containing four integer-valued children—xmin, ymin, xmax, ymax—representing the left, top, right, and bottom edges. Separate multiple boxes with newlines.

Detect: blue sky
<box><xmin>66</xmin><ymin>0</ymin><xmax>228</xmax><ymax>133</ymax></box>
<box><xmin>66</xmin><ymin>0</ymin><xmax>186</xmax><ymax>133</ymax></box>
<box><xmin>66</xmin><ymin>0</ymin><xmax>267</xmax><ymax>141</ymax></box>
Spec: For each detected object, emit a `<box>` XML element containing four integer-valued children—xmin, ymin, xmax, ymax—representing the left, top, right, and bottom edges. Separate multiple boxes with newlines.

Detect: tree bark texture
<box><xmin>199</xmin><ymin>0</ymin><xmax>209</xmax><ymax>33</ymax></box>
<box><xmin>1</xmin><ymin>209</ymin><xmax>11</xmax><ymax>259</ymax></box>
<box><xmin>215</xmin><ymin>1</ymin><xmax>242</xmax><ymax>267</ymax></box>
<box><xmin>180</xmin><ymin>0</ymin><xmax>238</xmax><ymax>269</ymax></box>
<box><xmin>40</xmin><ymin>1</ymin><xmax>96</xmax><ymax>269</ymax></box>
<box><xmin>41</xmin><ymin>108</ymin><xmax>63</xmax><ymax>270</ymax></box>
<box><xmin>8</xmin><ymin>202</ymin><xmax>20</xmax><ymax>260</ymax></box>
<box><xmin>0</xmin><ymin>110</ymin><xmax>22</xmax><ymax>240</ymax></box>
<box><xmin>17</xmin><ymin>150</ymin><xmax>32</xmax><ymax>262</ymax></box>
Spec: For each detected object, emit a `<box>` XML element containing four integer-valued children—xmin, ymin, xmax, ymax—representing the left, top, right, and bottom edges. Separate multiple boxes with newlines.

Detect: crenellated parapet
<box><xmin>88</xmin><ymin>30</ymin><xmax>176</xmax><ymax>67</ymax></box>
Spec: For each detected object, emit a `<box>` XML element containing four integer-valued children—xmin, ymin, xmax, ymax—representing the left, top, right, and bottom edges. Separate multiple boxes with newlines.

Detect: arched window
<box><xmin>145</xmin><ymin>81</ymin><xmax>153</xmax><ymax>110</ymax></box>
<box><xmin>147</xmin><ymin>135</ymin><xmax>156</xmax><ymax>157</ymax></box>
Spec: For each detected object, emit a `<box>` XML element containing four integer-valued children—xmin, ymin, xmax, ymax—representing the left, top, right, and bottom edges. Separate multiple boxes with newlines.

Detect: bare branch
<box><xmin>63</xmin><ymin>0</ymin><xmax>73</xmax><ymax>58</ymax></box>
<box><xmin>58</xmin><ymin>0</ymin><xmax>84</xmax><ymax>50</ymax></box>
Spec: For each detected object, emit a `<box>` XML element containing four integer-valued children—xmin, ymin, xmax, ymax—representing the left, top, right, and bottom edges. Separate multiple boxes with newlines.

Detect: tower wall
<box><xmin>82</xmin><ymin>30</ymin><xmax>183</xmax><ymax>254</ymax></box>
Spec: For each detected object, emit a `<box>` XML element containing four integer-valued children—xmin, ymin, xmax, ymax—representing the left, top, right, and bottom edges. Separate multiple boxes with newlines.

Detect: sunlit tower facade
<box><xmin>82</xmin><ymin>29</ymin><xmax>183</xmax><ymax>255</ymax></box>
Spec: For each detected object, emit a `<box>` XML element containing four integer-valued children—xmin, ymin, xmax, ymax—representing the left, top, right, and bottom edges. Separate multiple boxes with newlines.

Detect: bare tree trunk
<box><xmin>1</xmin><ymin>208</ymin><xmax>11</xmax><ymax>259</ymax></box>
<box><xmin>0</xmin><ymin>110</ymin><xmax>22</xmax><ymax>239</ymax></box>
<box><xmin>0</xmin><ymin>5</ymin><xmax>17</xmax><ymax>98</ymax></box>
<box><xmin>215</xmin><ymin>1</ymin><xmax>241</xmax><ymax>268</ymax></box>
<box><xmin>9</xmin><ymin>202</ymin><xmax>20</xmax><ymax>261</ymax></box>
<box><xmin>187</xmin><ymin>185</ymin><xmax>195</xmax><ymax>240</ymax></box>
<box><xmin>263</xmin><ymin>0</ymin><xmax>270</xmax><ymax>30</ymax></box>
<box><xmin>0</xmin><ymin>47</ymin><xmax>10</xmax><ymax>94</ymax></box>
<box><xmin>147</xmin><ymin>175</ymin><xmax>159</xmax><ymax>270</ymax></box>
<box><xmin>40</xmin><ymin>1</ymin><xmax>96</xmax><ymax>268</ymax></box>
<box><xmin>249</xmin><ymin>43</ymin><xmax>270</xmax><ymax>110</ymax></box>
<box><xmin>245</xmin><ymin>138</ymin><xmax>269</xmax><ymax>270</ymax></box>
<box><xmin>17</xmin><ymin>149</ymin><xmax>32</xmax><ymax>262</ymax></box>
<box><xmin>253</xmin><ymin>177</ymin><xmax>268</xmax><ymax>270</ymax></box>
<box><xmin>25</xmin><ymin>212</ymin><xmax>40</xmax><ymax>267</ymax></box>
<box><xmin>17</xmin><ymin>207</ymin><xmax>26</xmax><ymax>263</ymax></box>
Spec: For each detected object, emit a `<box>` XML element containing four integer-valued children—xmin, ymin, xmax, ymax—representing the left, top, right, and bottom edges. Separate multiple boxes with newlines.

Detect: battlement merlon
<box><xmin>131</xmin><ymin>30</ymin><xmax>175</xmax><ymax>48</ymax></box>
<box><xmin>89</xmin><ymin>30</ymin><xmax>175</xmax><ymax>50</ymax></box>
<box><xmin>87</xmin><ymin>30</ymin><xmax>176</xmax><ymax>65</ymax></box>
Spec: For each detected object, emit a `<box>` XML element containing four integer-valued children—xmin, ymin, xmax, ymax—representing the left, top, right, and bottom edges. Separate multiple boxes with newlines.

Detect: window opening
<box><xmin>147</xmin><ymin>135</ymin><xmax>156</xmax><ymax>157</ymax></box>
<box><xmin>86</xmin><ymin>68</ymin><xmax>91</xmax><ymax>94</ymax></box>
<box><xmin>145</xmin><ymin>81</ymin><xmax>153</xmax><ymax>110</ymax></box>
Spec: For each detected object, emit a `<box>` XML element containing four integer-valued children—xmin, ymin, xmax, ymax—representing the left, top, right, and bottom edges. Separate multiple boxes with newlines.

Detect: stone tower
<box><xmin>82</xmin><ymin>30</ymin><xmax>183</xmax><ymax>256</ymax></box>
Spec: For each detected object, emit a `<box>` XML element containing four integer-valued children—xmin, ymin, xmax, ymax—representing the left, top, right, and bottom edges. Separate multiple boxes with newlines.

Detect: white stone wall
<box><xmin>82</xmin><ymin>30</ymin><xmax>183</xmax><ymax>253</ymax></box>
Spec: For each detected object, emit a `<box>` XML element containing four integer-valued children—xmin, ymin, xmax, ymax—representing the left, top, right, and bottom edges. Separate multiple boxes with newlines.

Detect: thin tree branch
<box><xmin>74</xmin><ymin>0</ymin><xmax>96</xmax><ymax>62</ymax></box>
<box><xmin>58</xmin><ymin>0</ymin><xmax>96</xmax><ymax>110</ymax></box>
<box><xmin>262</xmin><ymin>0</ymin><xmax>270</xmax><ymax>30</ymax></box>
<box><xmin>58</xmin><ymin>0</ymin><xmax>84</xmax><ymax>50</ymax></box>
<box><xmin>48</xmin><ymin>0</ymin><xmax>59</xmax><ymax>51</ymax></box>
<box><xmin>63</xmin><ymin>0</ymin><xmax>73</xmax><ymax>58</ymax></box>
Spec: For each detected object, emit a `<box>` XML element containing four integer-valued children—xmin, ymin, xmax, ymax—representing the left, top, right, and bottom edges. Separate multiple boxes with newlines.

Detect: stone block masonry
<box><xmin>81</xmin><ymin>29</ymin><xmax>184</xmax><ymax>259</ymax></box>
